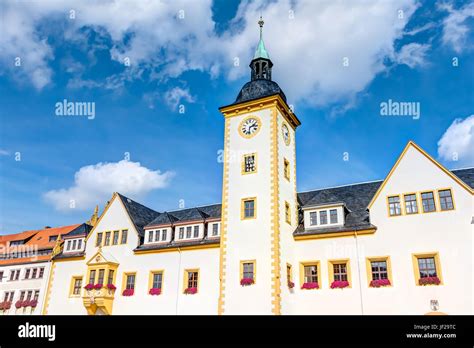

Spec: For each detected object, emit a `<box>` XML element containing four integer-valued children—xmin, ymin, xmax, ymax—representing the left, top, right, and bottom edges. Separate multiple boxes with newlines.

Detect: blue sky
<box><xmin>0</xmin><ymin>0</ymin><xmax>473</xmax><ymax>233</ymax></box>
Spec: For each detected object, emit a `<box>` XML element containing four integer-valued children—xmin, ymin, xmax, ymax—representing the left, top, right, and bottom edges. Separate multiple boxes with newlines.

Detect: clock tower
<box><xmin>218</xmin><ymin>17</ymin><xmax>301</xmax><ymax>315</ymax></box>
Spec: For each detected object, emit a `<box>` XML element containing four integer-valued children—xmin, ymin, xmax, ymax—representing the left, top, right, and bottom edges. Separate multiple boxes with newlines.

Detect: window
<box><xmin>112</xmin><ymin>231</ymin><xmax>119</xmax><ymax>245</ymax></box>
<box><xmin>34</xmin><ymin>290</ymin><xmax>39</xmax><ymax>301</ymax></box>
<box><xmin>242</xmin><ymin>153</ymin><xmax>257</xmax><ymax>174</ymax></box>
<box><xmin>49</xmin><ymin>236</ymin><xmax>58</xmax><ymax>242</ymax></box>
<box><xmin>284</xmin><ymin>158</ymin><xmax>290</xmax><ymax>180</ymax></box>
<box><xmin>421</xmin><ymin>192</ymin><xmax>436</xmax><ymax>213</ymax></box>
<box><xmin>241</xmin><ymin>198</ymin><xmax>256</xmax><ymax>219</ymax></box>
<box><xmin>418</xmin><ymin>258</ymin><xmax>436</xmax><ymax>277</ymax></box>
<box><xmin>212</xmin><ymin>223</ymin><xmax>219</xmax><ymax>236</ymax></box>
<box><xmin>25</xmin><ymin>269</ymin><xmax>30</xmax><ymax>279</ymax></box>
<box><xmin>32</xmin><ymin>268</ymin><xmax>37</xmax><ymax>279</ymax></box>
<box><xmin>0</xmin><ymin>271</ymin><xmax>3</xmax><ymax>282</ymax></box>
<box><xmin>20</xmin><ymin>291</ymin><xmax>25</xmax><ymax>301</ymax></box>
<box><xmin>96</xmin><ymin>232</ymin><xmax>103</xmax><ymax>247</ymax></box>
<box><xmin>185</xmin><ymin>270</ymin><xmax>199</xmax><ymax>291</ymax></box>
<box><xmin>162</xmin><ymin>229</ymin><xmax>167</xmax><ymax>241</ymax></box>
<box><xmin>89</xmin><ymin>270</ymin><xmax>96</xmax><ymax>285</ymax></box>
<box><xmin>125</xmin><ymin>274</ymin><xmax>136</xmax><ymax>290</ymax></box>
<box><xmin>404</xmin><ymin>194</ymin><xmax>418</xmax><ymax>214</ymax></box>
<box><xmin>309</xmin><ymin>212</ymin><xmax>317</xmax><ymax>226</ymax></box>
<box><xmin>179</xmin><ymin>227</ymin><xmax>184</xmax><ymax>239</ymax></box>
<box><xmin>26</xmin><ymin>290</ymin><xmax>32</xmax><ymax>301</ymax></box>
<box><xmin>193</xmin><ymin>226</ymin><xmax>199</xmax><ymax>238</ymax></box>
<box><xmin>77</xmin><ymin>239</ymin><xmax>82</xmax><ymax>250</ymax></box>
<box><xmin>4</xmin><ymin>291</ymin><xmax>14</xmax><ymax>302</ymax></box>
<box><xmin>71</xmin><ymin>277</ymin><xmax>82</xmax><ymax>296</ymax></box>
<box><xmin>121</xmin><ymin>229</ymin><xmax>128</xmax><ymax>244</ymax></box>
<box><xmin>304</xmin><ymin>265</ymin><xmax>318</xmax><ymax>283</ymax></box>
<box><xmin>328</xmin><ymin>259</ymin><xmax>351</xmax><ymax>288</ymax></box>
<box><xmin>10</xmin><ymin>269</ymin><xmax>20</xmax><ymax>281</ymax></box>
<box><xmin>240</xmin><ymin>260</ymin><xmax>256</xmax><ymax>282</ymax></box>
<box><xmin>107</xmin><ymin>270</ymin><xmax>114</xmax><ymax>285</ymax></box>
<box><xmin>38</xmin><ymin>268</ymin><xmax>44</xmax><ymax>278</ymax></box>
<box><xmin>438</xmin><ymin>189</ymin><xmax>454</xmax><ymax>211</ymax></box>
<box><xmin>371</xmin><ymin>260</ymin><xmax>388</xmax><ymax>280</ymax></box>
<box><xmin>72</xmin><ymin>239</ymin><xmax>77</xmax><ymax>250</ymax></box>
<box><xmin>388</xmin><ymin>196</ymin><xmax>401</xmax><ymax>216</ymax></box>
<box><xmin>287</xmin><ymin>264</ymin><xmax>292</xmax><ymax>284</ymax></box>
<box><xmin>150</xmin><ymin>271</ymin><xmax>163</xmax><ymax>290</ymax></box>
<box><xmin>66</xmin><ymin>240</ymin><xmax>71</xmax><ymax>251</ymax></box>
<box><xmin>329</xmin><ymin>209</ymin><xmax>338</xmax><ymax>224</ymax></box>
<box><xmin>285</xmin><ymin>202</ymin><xmax>291</xmax><ymax>224</ymax></box>
<box><xmin>104</xmin><ymin>232</ymin><xmax>111</xmax><ymax>246</ymax></box>
<box><xmin>412</xmin><ymin>252</ymin><xmax>443</xmax><ymax>286</ymax></box>
<box><xmin>186</xmin><ymin>226</ymin><xmax>192</xmax><ymax>239</ymax></box>
<box><xmin>148</xmin><ymin>231</ymin><xmax>153</xmax><ymax>243</ymax></box>
<box><xmin>97</xmin><ymin>269</ymin><xmax>105</xmax><ymax>285</ymax></box>
<box><xmin>319</xmin><ymin>211</ymin><xmax>328</xmax><ymax>225</ymax></box>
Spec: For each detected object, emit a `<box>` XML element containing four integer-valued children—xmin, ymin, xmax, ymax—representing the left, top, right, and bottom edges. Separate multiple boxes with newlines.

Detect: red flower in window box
<box><xmin>240</xmin><ymin>278</ymin><xmax>254</xmax><ymax>286</ymax></box>
<box><xmin>330</xmin><ymin>280</ymin><xmax>350</xmax><ymax>289</ymax></box>
<box><xmin>29</xmin><ymin>300</ymin><xmax>38</xmax><ymax>308</ymax></box>
<box><xmin>106</xmin><ymin>284</ymin><xmax>116</xmax><ymax>290</ymax></box>
<box><xmin>149</xmin><ymin>288</ymin><xmax>161</xmax><ymax>296</ymax></box>
<box><xmin>370</xmin><ymin>279</ymin><xmax>391</xmax><ymax>288</ymax></box>
<box><xmin>0</xmin><ymin>302</ymin><xmax>4</xmax><ymax>310</ymax></box>
<box><xmin>419</xmin><ymin>276</ymin><xmax>441</xmax><ymax>286</ymax></box>
<box><xmin>93</xmin><ymin>283</ymin><xmax>103</xmax><ymax>290</ymax></box>
<box><xmin>301</xmin><ymin>282</ymin><xmax>319</xmax><ymax>289</ymax></box>
<box><xmin>288</xmin><ymin>281</ymin><xmax>295</xmax><ymax>289</ymax></box>
<box><xmin>122</xmin><ymin>288</ymin><xmax>134</xmax><ymax>296</ymax></box>
<box><xmin>184</xmin><ymin>287</ymin><xmax>197</xmax><ymax>295</ymax></box>
<box><xmin>15</xmin><ymin>300</ymin><xmax>23</xmax><ymax>309</ymax></box>
<box><xmin>84</xmin><ymin>283</ymin><xmax>94</xmax><ymax>291</ymax></box>
<box><xmin>1</xmin><ymin>301</ymin><xmax>11</xmax><ymax>310</ymax></box>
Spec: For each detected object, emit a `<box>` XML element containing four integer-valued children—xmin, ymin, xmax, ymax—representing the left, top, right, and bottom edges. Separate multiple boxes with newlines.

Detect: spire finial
<box><xmin>258</xmin><ymin>16</ymin><xmax>264</xmax><ymax>40</ymax></box>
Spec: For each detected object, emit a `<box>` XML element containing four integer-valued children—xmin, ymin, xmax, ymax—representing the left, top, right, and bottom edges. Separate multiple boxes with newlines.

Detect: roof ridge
<box><xmin>297</xmin><ymin>179</ymin><xmax>383</xmax><ymax>194</ymax></box>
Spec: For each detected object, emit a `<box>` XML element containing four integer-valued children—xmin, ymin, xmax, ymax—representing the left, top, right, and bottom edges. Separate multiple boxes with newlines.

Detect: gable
<box><xmin>369</xmin><ymin>141</ymin><xmax>473</xmax><ymax>209</ymax></box>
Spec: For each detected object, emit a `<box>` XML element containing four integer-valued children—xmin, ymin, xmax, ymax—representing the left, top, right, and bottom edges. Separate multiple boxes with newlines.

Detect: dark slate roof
<box><xmin>53</xmin><ymin>251</ymin><xmax>85</xmax><ymax>260</ymax></box>
<box><xmin>63</xmin><ymin>223</ymin><xmax>93</xmax><ymax>238</ymax></box>
<box><xmin>135</xmin><ymin>237</ymin><xmax>220</xmax><ymax>252</ymax></box>
<box><xmin>116</xmin><ymin>193</ymin><xmax>160</xmax><ymax>237</ymax></box>
<box><xmin>452</xmin><ymin>168</ymin><xmax>474</xmax><ymax>189</ymax></box>
<box><xmin>294</xmin><ymin>181</ymin><xmax>382</xmax><ymax>236</ymax></box>
<box><xmin>145</xmin><ymin>204</ymin><xmax>221</xmax><ymax>228</ymax></box>
<box><xmin>234</xmin><ymin>79</ymin><xmax>287</xmax><ymax>104</ymax></box>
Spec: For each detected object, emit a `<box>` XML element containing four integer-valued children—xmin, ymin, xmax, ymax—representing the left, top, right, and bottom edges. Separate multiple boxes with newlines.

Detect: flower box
<box><xmin>330</xmin><ymin>280</ymin><xmax>350</xmax><ymax>289</ymax></box>
<box><xmin>240</xmin><ymin>278</ymin><xmax>254</xmax><ymax>286</ymax></box>
<box><xmin>288</xmin><ymin>281</ymin><xmax>295</xmax><ymax>289</ymax></box>
<box><xmin>370</xmin><ymin>279</ymin><xmax>391</xmax><ymax>288</ymax></box>
<box><xmin>15</xmin><ymin>300</ymin><xmax>23</xmax><ymax>309</ymax></box>
<box><xmin>29</xmin><ymin>300</ymin><xmax>38</xmax><ymax>308</ymax></box>
<box><xmin>149</xmin><ymin>288</ymin><xmax>161</xmax><ymax>296</ymax></box>
<box><xmin>106</xmin><ymin>284</ymin><xmax>116</xmax><ymax>290</ymax></box>
<box><xmin>184</xmin><ymin>287</ymin><xmax>197</xmax><ymax>295</ymax></box>
<box><xmin>2</xmin><ymin>301</ymin><xmax>12</xmax><ymax>310</ymax></box>
<box><xmin>93</xmin><ymin>283</ymin><xmax>103</xmax><ymax>290</ymax></box>
<box><xmin>419</xmin><ymin>276</ymin><xmax>441</xmax><ymax>286</ymax></box>
<box><xmin>301</xmin><ymin>282</ymin><xmax>319</xmax><ymax>290</ymax></box>
<box><xmin>84</xmin><ymin>283</ymin><xmax>94</xmax><ymax>291</ymax></box>
<box><xmin>122</xmin><ymin>288</ymin><xmax>134</xmax><ymax>296</ymax></box>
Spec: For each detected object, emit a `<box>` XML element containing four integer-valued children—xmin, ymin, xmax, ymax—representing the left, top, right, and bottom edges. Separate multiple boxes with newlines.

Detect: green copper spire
<box><xmin>253</xmin><ymin>16</ymin><xmax>270</xmax><ymax>60</ymax></box>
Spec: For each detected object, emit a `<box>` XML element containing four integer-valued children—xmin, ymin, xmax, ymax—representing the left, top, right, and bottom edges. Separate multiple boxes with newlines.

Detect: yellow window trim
<box><xmin>412</xmin><ymin>252</ymin><xmax>443</xmax><ymax>286</ymax></box>
<box><xmin>436</xmin><ymin>187</ymin><xmax>456</xmax><ymax>212</ymax></box>
<box><xmin>69</xmin><ymin>276</ymin><xmax>83</xmax><ymax>297</ymax></box>
<box><xmin>365</xmin><ymin>256</ymin><xmax>393</xmax><ymax>287</ymax></box>
<box><xmin>299</xmin><ymin>261</ymin><xmax>321</xmax><ymax>290</ymax></box>
<box><xmin>285</xmin><ymin>201</ymin><xmax>291</xmax><ymax>224</ymax></box>
<box><xmin>328</xmin><ymin>259</ymin><xmax>352</xmax><ymax>288</ymax></box>
<box><xmin>148</xmin><ymin>270</ymin><xmax>164</xmax><ymax>293</ymax></box>
<box><xmin>386</xmin><ymin>195</ymin><xmax>403</xmax><ymax>217</ymax></box>
<box><xmin>239</xmin><ymin>260</ymin><xmax>256</xmax><ymax>283</ymax></box>
<box><xmin>121</xmin><ymin>271</ymin><xmax>137</xmax><ymax>292</ymax></box>
<box><xmin>241</xmin><ymin>197</ymin><xmax>257</xmax><ymax>220</ymax></box>
<box><xmin>402</xmin><ymin>192</ymin><xmax>420</xmax><ymax>215</ymax></box>
<box><xmin>241</xmin><ymin>153</ymin><xmax>258</xmax><ymax>175</ymax></box>
<box><xmin>420</xmin><ymin>190</ymin><xmax>438</xmax><ymax>214</ymax></box>
<box><xmin>183</xmin><ymin>268</ymin><xmax>200</xmax><ymax>293</ymax></box>
<box><xmin>283</xmin><ymin>158</ymin><xmax>290</xmax><ymax>181</ymax></box>
<box><xmin>286</xmin><ymin>263</ymin><xmax>293</xmax><ymax>283</ymax></box>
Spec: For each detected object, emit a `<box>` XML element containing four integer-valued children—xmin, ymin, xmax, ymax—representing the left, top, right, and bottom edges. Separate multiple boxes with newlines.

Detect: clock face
<box><xmin>239</xmin><ymin>117</ymin><xmax>260</xmax><ymax>138</ymax></box>
<box><xmin>282</xmin><ymin>124</ymin><xmax>290</xmax><ymax>145</ymax></box>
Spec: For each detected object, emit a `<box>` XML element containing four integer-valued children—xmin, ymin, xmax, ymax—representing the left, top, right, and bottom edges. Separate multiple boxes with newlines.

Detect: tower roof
<box><xmin>253</xmin><ymin>16</ymin><xmax>270</xmax><ymax>60</ymax></box>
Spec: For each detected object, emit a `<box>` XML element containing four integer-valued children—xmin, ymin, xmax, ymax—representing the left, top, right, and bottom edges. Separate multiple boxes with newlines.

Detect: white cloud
<box><xmin>44</xmin><ymin>160</ymin><xmax>174</xmax><ymax>211</ymax></box>
<box><xmin>1</xmin><ymin>0</ymin><xmax>424</xmax><ymax>108</ymax></box>
<box><xmin>163</xmin><ymin>87</ymin><xmax>196</xmax><ymax>111</ymax></box>
<box><xmin>438</xmin><ymin>1</ymin><xmax>474</xmax><ymax>53</ymax></box>
<box><xmin>394</xmin><ymin>43</ymin><xmax>430</xmax><ymax>68</ymax></box>
<box><xmin>437</xmin><ymin>114</ymin><xmax>474</xmax><ymax>166</ymax></box>
<box><xmin>0</xmin><ymin>149</ymin><xmax>10</xmax><ymax>156</ymax></box>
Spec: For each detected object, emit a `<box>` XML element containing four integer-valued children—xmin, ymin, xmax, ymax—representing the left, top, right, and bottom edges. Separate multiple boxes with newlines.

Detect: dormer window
<box><xmin>319</xmin><ymin>211</ymin><xmax>328</xmax><ymax>225</ymax></box>
<box><xmin>330</xmin><ymin>209</ymin><xmax>338</xmax><ymax>224</ymax></box>
<box><xmin>309</xmin><ymin>212</ymin><xmax>317</xmax><ymax>226</ymax></box>
<box><xmin>304</xmin><ymin>205</ymin><xmax>344</xmax><ymax>230</ymax></box>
